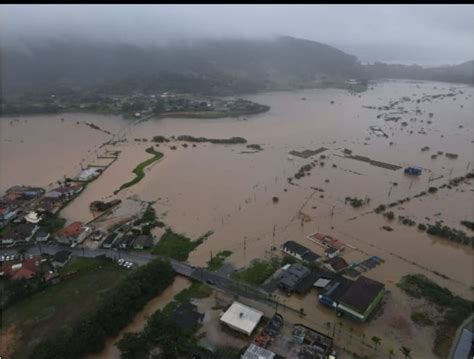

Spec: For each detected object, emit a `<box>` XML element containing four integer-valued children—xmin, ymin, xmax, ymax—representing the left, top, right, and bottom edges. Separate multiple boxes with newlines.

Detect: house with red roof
<box><xmin>55</xmin><ymin>222</ymin><xmax>91</xmax><ymax>245</ymax></box>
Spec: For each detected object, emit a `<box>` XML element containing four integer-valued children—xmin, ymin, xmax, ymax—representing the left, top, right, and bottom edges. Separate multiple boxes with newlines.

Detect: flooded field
<box><xmin>2</xmin><ymin>80</ymin><xmax>473</xmax><ymax>358</ymax></box>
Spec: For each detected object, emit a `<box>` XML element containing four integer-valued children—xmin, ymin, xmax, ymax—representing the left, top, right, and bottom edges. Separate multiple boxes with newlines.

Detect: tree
<box><xmin>400</xmin><ymin>346</ymin><xmax>412</xmax><ymax>359</ymax></box>
<box><xmin>116</xmin><ymin>332</ymin><xmax>150</xmax><ymax>359</ymax></box>
<box><xmin>371</xmin><ymin>336</ymin><xmax>381</xmax><ymax>350</ymax></box>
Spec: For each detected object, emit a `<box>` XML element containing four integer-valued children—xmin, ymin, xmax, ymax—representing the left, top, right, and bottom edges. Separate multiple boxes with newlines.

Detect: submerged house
<box><xmin>281</xmin><ymin>240</ymin><xmax>321</xmax><ymax>263</ymax></box>
<box><xmin>324</xmin><ymin>257</ymin><xmax>349</xmax><ymax>273</ymax></box>
<box><xmin>278</xmin><ymin>263</ymin><xmax>311</xmax><ymax>294</ymax></box>
<box><xmin>318</xmin><ymin>277</ymin><xmax>353</xmax><ymax>310</ymax></box>
<box><xmin>337</xmin><ymin>276</ymin><xmax>385</xmax><ymax>322</ymax></box>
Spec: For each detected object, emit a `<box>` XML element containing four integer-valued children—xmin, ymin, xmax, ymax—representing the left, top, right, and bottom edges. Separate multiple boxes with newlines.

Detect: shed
<box><xmin>220</xmin><ymin>301</ymin><xmax>263</xmax><ymax>336</ymax></box>
<box><xmin>53</xmin><ymin>250</ymin><xmax>72</xmax><ymax>267</ymax></box>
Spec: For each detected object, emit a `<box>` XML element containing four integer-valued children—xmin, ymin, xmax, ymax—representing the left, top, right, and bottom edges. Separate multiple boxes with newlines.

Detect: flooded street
<box><xmin>2</xmin><ymin>80</ymin><xmax>473</xmax><ymax>358</ymax></box>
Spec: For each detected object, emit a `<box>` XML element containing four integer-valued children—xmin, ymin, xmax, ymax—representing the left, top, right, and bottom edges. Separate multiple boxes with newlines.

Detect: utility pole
<box><xmin>272</xmin><ymin>224</ymin><xmax>276</xmax><ymax>251</ymax></box>
<box><xmin>466</xmin><ymin>161</ymin><xmax>471</xmax><ymax>172</ymax></box>
<box><xmin>449</xmin><ymin>167</ymin><xmax>454</xmax><ymax>181</ymax></box>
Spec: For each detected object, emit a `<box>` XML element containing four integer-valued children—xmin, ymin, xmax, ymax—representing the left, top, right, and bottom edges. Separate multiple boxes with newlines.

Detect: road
<box><xmin>1</xmin><ymin>244</ymin><xmax>267</xmax><ymax>301</ymax></box>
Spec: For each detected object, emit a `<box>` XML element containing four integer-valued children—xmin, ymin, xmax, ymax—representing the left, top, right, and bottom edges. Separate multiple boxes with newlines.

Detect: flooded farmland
<box><xmin>1</xmin><ymin>79</ymin><xmax>473</xmax><ymax>358</ymax></box>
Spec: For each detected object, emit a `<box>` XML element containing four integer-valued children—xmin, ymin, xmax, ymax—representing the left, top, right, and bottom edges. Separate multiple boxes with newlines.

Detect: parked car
<box><xmin>117</xmin><ymin>258</ymin><xmax>125</xmax><ymax>266</ymax></box>
<box><xmin>126</xmin><ymin>262</ymin><xmax>134</xmax><ymax>269</ymax></box>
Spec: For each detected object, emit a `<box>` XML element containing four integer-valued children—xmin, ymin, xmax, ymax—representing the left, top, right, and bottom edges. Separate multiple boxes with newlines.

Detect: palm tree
<box><xmin>371</xmin><ymin>336</ymin><xmax>381</xmax><ymax>351</ymax></box>
<box><xmin>400</xmin><ymin>346</ymin><xmax>412</xmax><ymax>359</ymax></box>
<box><xmin>388</xmin><ymin>348</ymin><xmax>395</xmax><ymax>358</ymax></box>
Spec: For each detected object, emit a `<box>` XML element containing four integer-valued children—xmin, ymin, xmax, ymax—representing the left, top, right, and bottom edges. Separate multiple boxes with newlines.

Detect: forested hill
<box><xmin>1</xmin><ymin>36</ymin><xmax>472</xmax><ymax>97</ymax></box>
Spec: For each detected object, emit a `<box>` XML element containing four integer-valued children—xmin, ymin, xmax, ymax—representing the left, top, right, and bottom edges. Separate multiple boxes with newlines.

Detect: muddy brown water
<box><xmin>1</xmin><ymin>80</ymin><xmax>473</xmax><ymax>358</ymax></box>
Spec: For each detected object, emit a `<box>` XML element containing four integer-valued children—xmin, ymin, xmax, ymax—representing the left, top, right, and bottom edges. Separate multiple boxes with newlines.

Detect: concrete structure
<box><xmin>220</xmin><ymin>301</ymin><xmax>263</xmax><ymax>336</ymax></box>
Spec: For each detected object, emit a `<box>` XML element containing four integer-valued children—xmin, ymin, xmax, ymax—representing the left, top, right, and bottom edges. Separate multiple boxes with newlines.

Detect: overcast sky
<box><xmin>1</xmin><ymin>4</ymin><xmax>474</xmax><ymax>65</ymax></box>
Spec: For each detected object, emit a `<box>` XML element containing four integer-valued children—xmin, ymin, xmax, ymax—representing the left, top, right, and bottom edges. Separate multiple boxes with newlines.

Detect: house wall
<box><xmin>282</xmin><ymin>247</ymin><xmax>303</xmax><ymax>260</ymax></box>
<box><xmin>338</xmin><ymin>289</ymin><xmax>385</xmax><ymax>322</ymax></box>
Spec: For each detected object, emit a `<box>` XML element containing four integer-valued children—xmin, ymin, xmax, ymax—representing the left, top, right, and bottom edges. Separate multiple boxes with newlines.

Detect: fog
<box><xmin>1</xmin><ymin>4</ymin><xmax>474</xmax><ymax>65</ymax></box>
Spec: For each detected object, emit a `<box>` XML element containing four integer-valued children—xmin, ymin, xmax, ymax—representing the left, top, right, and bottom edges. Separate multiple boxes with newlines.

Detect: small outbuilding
<box><xmin>220</xmin><ymin>301</ymin><xmax>263</xmax><ymax>336</ymax></box>
<box><xmin>53</xmin><ymin>250</ymin><xmax>72</xmax><ymax>267</ymax></box>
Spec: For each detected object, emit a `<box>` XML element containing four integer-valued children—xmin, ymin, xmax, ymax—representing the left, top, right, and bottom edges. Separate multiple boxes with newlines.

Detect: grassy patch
<box><xmin>411</xmin><ymin>311</ymin><xmax>434</xmax><ymax>326</ymax></box>
<box><xmin>151</xmin><ymin>229</ymin><xmax>212</xmax><ymax>261</ymax></box>
<box><xmin>207</xmin><ymin>250</ymin><xmax>233</xmax><ymax>271</ymax></box>
<box><xmin>231</xmin><ymin>256</ymin><xmax>281</xmax><ymax>286</ymax></box>
<box><xmin>174</xmin><ymin>280</ymin><xmax>212</xmax><ymax>304</ymax></box>
<box><xmin>398</xmin><ymin>274</ymin><xmax>473</xmax><ymax>357</ymax></box>
<box><xmin>39</xmin><ymin>215</ymin><xmax>66</xmax><ymax>234</ymax></box>
<box><xmin>115</xmin><ymin>146</ymin><xmax>163</xmax><ymax>193</ymax></box>
<box><xmin>2</xmin><ymin>257</ymin><xmax>127</xmax><ymax>359</ymax></box>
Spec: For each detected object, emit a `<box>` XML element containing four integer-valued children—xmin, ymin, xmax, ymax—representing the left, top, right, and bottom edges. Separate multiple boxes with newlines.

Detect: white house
<box><xmin>220</xmin><ymin>301</ymin><xmax>263</xmax><ymax>336</ymax></box>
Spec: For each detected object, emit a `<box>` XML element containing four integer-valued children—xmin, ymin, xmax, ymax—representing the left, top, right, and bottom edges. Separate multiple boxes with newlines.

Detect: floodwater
<box><xmin>86</xmin><ymin>276</ymin><xmax>190</xmax><ymax>359</ymax></box>
<box><xmin>2</xmin><ymin>80</ymin><xmax>473</xmax><ymax>358</ymax></box>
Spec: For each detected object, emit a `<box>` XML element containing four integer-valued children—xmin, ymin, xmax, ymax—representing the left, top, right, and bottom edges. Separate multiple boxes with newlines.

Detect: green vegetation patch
<box><xmin>231</xmin><ymin>256</ymin><xmax>281</xmax><ymax>286</ymax></box>
<box><xmin>2</xmin><ymin>257</ymin><xmax>128</xmax><ymax>359</ymax></box>
<box><xmin>115</xmin><ymin>146</ymin><xmax>163</xmax><ymax>193</ymax></box>
<box><xmin>426</xmin><ymin>223</ymin><xmax>474</xmax><ymax>247</ymax></box>
<box><xmin>398</xmin><ymin>274</ymin><xmax>473</xmax><ymax>357</ymax></box>
<box><xmin>151</xmin><ymin>229</ymin><xmax>213</xmax><ymax>261</ymax></box>
<box><xmin>30</xmin><ymin>258</ymin><xmax>176</xmax><ymax>359</ymax></box>
<box><xmin>411</xmin><ymin>311</ymin><xmax>434</xmax><ymax>326</ymax></box>
<box><xmin>117</xmin><ymin>279</ymin><xmax>213</xmax><ymax>359</ymax></box>
<box><xmin>207</xmin><ymin>250</ymin><xmax>233</xmax><ymax>272</ymax></box>
<box><xmin>176</xmin><ymin>135</ymin><xmax>247</xmax><ymax>144</ymax></box>
<box><xmin>39</xmin><ymin>215</ymin><xmax>66</xmax><ymax>234</ymax></box>
<box><xmin>345</xmin><ymin>196</ymin><xmax>364</xmax><ymax>208</ymax></box>
<box><xmin>460</xmin><ymin>220</ymin><xmax>474</xmax><ymax>231</ymax></box>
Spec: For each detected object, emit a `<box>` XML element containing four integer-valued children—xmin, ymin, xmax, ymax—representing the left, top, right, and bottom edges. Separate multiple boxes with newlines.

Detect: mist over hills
<box><xmin>1</xmin><ymin>36</ymin><xmax>472</xmax><ymax>97</ymax></box>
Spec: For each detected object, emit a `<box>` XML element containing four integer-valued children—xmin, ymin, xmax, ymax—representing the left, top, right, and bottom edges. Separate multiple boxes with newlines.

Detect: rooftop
<box><xmin>339</xmin><ymin>276</ymin><xmax>385</xmax><ymax>314</ymax></box>
<box><xmin>53</xmin><ymin>250</ymin><xmax>72</xmax><ymax>263</ymax></box>
<box><xmin>241</xmin><ymin>344</ymin><xmax>276</xmax><ymax>359</ymax></box>
<box><xmin>56</xmin><ymin>222</ymin><xmax>84</xmax><ymax>238</ymax></box>
<box><xmin>220</xmin><ymin>301</ymin><xmax>263</xmax><ymax>336</ymax></box>
<box><xmin>325</xmin><ymin>257</ymin><xmax>349</xmax><ymax>272</ymax></box>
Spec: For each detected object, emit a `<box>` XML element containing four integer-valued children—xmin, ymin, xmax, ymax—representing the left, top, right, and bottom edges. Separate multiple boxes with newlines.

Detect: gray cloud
<box><xmin>1</xmin><ymin>4</ymin><xmax>473</xmax><ymax>65</ymax></box>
